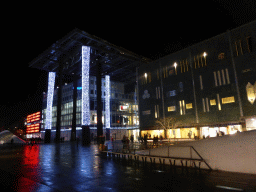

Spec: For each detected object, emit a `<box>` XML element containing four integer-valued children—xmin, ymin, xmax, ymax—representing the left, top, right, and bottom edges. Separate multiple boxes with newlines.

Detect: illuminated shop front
<box><xmin>245</xmin><ymin>118</ymin><xmax>256</xmax><ymax>131</ymax></box>
<box><xmin>141</xmin><ymin>129</ymin><xmax>164</xmax><ymax>139</ymax></box>
<box><xmin>167</xmin><ymin>128</ymin><xmax>199</xmax><ymax>139</ymax></box>
<box><xmin>200</xmin><ymin>125</ymin><xmax>242</xmax><ymax>138</ymax></box>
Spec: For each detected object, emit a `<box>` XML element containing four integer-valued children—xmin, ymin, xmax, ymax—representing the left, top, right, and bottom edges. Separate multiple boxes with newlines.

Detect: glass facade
<box><xmin>41</xmin><ymin>76</ymin><xmax>139</xmax><ymax>133</ymax></box>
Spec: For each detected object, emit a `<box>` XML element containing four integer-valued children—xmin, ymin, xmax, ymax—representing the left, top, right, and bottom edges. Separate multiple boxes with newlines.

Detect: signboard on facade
<box><xmin>26</xmin><ymin>112</ymin><xmax>41</xmax><ymax>134</ymax></box>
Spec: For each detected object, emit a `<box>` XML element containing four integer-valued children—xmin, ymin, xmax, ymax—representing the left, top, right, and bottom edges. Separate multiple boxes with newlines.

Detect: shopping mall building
<box><xmin>28</xmin><ymin>21</ymin><xmax>256</xmax><ymax>142</ymax></box>
<box><xmin>29</xmin><ymin>29</ymin><xmax>149</xmax><ymax>142</ymax></box>
<box><xmin>138</xmin><ymin>21</ymin><xmax>256</xmax><ymax>139</ymax></box>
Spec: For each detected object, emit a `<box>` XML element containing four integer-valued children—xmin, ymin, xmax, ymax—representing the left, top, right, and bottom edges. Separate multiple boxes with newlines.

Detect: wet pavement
<box><xmin>0</xmin><ymin>143</ymin><xmax>256</xmax><ymax>192</ymax></box>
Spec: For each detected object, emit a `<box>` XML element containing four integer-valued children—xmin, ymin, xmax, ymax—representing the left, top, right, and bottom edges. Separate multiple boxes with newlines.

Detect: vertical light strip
<box><xmin>202</xmin><ymin>98</ymin><xmax>206</xmax><ymax>112</ymax></box>
<box><xmin>206</xmin><ymin>97</ymin><xmax>209</xmax><ymax>112</ymax></box>
<box><xmin>157</xmin><ymin>105</ymin><xmax>159</xmax><ymax>118</ymax></box>
<box><xmin>213</xmin><ymin>72</ymin><xmax>218</xmax><ymax>86</ymax></box>
<box><xmin>217</xmin><ymin>71</ymin><xmax>222</xmax><ymax>86</ymax></box>
<box><xmin>82</xmin><ymin>46</ymin><xmax>90</xmax><ymax>126</ymax></box>
<box><xmin>45</xmin><ymin>72</ymin><xmax>56</xmax><ymax>130</ymax></box>
<box><xmin>217</xmin><ymin>94</ymin><xmax>221</xmax><ymax>111</ymax></box>
<box><xmin>155</xmin><ymin>105</ymin><xmax>157</xmax><ymax>118</ymax></box>
<box><xmin>182</xmin><ymin>100</ymin><xmax>185</xmax><ymax>115</ymax></box>
<box><xmin>221</xmin><ymin>69</ymin><xmax>226</xmax><ymax>85</ymax></box>
<box><xmin>179</xmin><ymin>101</ymin><xmax>183</xmax><ymax>115</ymax></box>
<box><xmin>199</xmin><ymin>75</ymin><xmax>203</xmax><ymax>90</ymax></box>
<box><xmin>105</xmin><ymin>75</ymin><xmax>110</xmax><ymax>128</ymax></box>
<box><xmin>226</xmin><ymin>68</ymin><xmax>230</xmax><ymax>84</ymax></box>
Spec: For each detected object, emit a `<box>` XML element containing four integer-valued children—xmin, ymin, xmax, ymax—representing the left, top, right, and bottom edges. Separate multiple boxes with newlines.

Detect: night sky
<box><xmin>1</xmin><ymin>1</ymin><xmax>256</xmax><ymax>127</ymax></box>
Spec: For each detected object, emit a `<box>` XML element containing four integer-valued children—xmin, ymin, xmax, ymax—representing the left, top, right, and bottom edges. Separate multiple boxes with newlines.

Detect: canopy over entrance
<box><xmin>29</xmin><ymin>28</ymin><xmax>151</xmax><ymax>83</ymax></box>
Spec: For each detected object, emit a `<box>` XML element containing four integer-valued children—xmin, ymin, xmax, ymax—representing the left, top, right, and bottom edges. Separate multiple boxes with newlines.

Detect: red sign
<box><xmin>27</xmin><ymin>112</ymin><xmax>41</xmax><ymax>134</ymax></box>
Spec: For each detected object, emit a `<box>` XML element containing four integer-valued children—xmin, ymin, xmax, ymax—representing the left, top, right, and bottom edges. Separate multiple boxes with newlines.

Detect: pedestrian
<box><xmin>130</xmin><ymin>135</ymin><xmax>134</xmax><ymax>143</ymax></box>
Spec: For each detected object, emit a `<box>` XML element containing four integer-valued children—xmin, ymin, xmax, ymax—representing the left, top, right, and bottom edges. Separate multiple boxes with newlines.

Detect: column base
<box><xmin>106</xmin><ymin>128</ymin><xmax>110</xmax><ymax>141</ymax></box>
<box><xmin>44</xmin><ymin>129</ymin><xmax>51</xmax><ymax>143</ymax></box>
<box><xmin>82</xmin><ymin>125</ymin><xmax>90</xmax><ymax>145</ymax></box>
<box><xmin>70</xmin><ymin>131</ymin><xmax>76</xmax><ymax>141</ymax></box>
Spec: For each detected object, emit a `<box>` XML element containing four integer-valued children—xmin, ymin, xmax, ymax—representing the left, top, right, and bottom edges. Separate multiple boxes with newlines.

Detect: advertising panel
<box><xmin>26</xmin><ymin>112</ymin><xmax>41</xmax><ymax>134</ymax></box>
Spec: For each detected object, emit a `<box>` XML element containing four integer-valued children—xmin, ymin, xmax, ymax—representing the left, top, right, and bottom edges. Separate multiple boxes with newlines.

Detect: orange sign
<box><xmin>27</xmin><ymin>112</ymin><xmax>41</xmax><ymax>134</ymax></box>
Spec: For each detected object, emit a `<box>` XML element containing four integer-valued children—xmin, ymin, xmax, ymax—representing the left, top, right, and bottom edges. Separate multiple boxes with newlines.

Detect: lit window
<box><xmin>186</xmin><ymin>103</ymin><xmax>193</xmax><ymax>109</ymax></box>
<box><xmin>168</xmin><ymin>106</ymin><xmax>176</xmax><ymax>112</ymax></box>
<box><xmin>210</xmin><ymin>99</ymin><xmax>216</xmax><ymax>105</ymax></box>
<box><xmin>222</xmin><ymin>96</ymin><xmax>235</xmax><ymax>104</ymax></box>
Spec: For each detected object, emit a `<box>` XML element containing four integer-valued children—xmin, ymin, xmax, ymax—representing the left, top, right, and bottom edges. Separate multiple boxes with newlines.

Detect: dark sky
<box><xmin>2</xmin><ymin>0</ymin><xmax>256</xmax><ymax>126</ymax></box>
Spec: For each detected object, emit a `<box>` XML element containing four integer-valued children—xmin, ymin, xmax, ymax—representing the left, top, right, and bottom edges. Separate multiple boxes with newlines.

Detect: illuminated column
<box><xmin>82</xmin><ymin>46</ymin><xmax>90</xmax><ymax>126</ymax></box>
<box><xmin>105</xmin><ymin>75</ymin><xmax>110</xmax><ymax>140</ymax></box>
<box><xmin>45</xmin><ymin>72</ymin><xmax>55</xmax><ymax>143</ymax></box>
<box><xmin>81</xmin><ymin>46</ymin><xmax>90</xmax><ymax>144</ymax></box>
<box><xmin>45</xmin><ymin>72</ymin><xmax>55</xmax><ymax>130</ymax></box>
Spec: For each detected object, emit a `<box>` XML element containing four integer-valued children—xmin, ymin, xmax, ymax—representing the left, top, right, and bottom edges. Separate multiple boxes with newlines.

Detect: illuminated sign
<box><xmin>73</xmin><ymin>87</ymin><xmax>82</xmax><ymax>90</ymax></box>
<box><xmin>119</xmin><ymin>105</ymin><xmax>128</xmax><ymax>111</ymax></box>
<box><xmin>26</xmin><ymin>112</ymin><xmax>41</xmax><ymax>134</ymax></box>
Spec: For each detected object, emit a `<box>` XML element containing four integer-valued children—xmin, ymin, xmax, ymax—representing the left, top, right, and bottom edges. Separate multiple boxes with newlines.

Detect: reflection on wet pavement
<box><xmin>0</xmin><ymin>143</ymin><xmax>256</xmax><ymax>191</ymax></box>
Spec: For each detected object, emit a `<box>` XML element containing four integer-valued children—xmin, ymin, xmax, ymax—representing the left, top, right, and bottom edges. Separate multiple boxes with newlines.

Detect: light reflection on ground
<box><xmin>0</xmin><ymin>143</ymin><xmax>256</xmax><ymax>191</ymax></box>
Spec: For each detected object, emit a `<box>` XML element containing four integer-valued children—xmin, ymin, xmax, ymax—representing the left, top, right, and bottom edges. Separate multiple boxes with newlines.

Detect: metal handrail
<box><xmin>106</xmin><ymin>142</ymin><xmax>212</xmax><ymax>170</ymax></box>
<box><xmin>190</xmin><ymin>146</ymin><xmax>212</xmax><ymax>170</ymax></box>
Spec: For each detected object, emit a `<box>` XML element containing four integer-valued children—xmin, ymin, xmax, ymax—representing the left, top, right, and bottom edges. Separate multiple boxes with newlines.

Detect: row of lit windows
<box><xmin>203</xmin><ymin>95</ymin><xmax>235</xmax><ymax>112</ymax></box>
<box><xmin>141</xmin><ymin>53</ymin><xmax>206</xmax><ymax>84</ymax></box>
<box><xmin>199</xmin><ymin>68</ymin><xmax>230</xmax><ymax>90</ymax></box>
<box><xmin>141</xmin><ymin>36</ymin><xmax>254</xmax><ymax>85</ymax></box>
<box><xmin>234</xmin><ymin>36</ymin><xmax>253</xmax><ymax>56</ymax></box>
<box><xmin>164</xmin><ymin>96</ymin><xmax>235</xmax><ymax>115</ymax></box>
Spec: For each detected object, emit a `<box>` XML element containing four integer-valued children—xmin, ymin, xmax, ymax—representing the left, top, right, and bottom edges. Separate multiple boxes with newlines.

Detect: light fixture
<box><xmin>203</xmin><ymin>52</ymin><xmax>207</xmax><ymax>57</ymax></box>
<box><xmin>174</xmin><ymin>62</ymin><xmax>177</xmax><ymax>74</ymax></box>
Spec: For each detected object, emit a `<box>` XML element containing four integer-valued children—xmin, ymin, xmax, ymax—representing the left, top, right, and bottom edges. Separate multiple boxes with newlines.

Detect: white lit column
<box><xmin>105</xmin><ymin>75</ymin><xmax>110</xmax><ymax>128</ymax></box>
<box><xmin>82</xmin><ymin>46</ymin><xmax>90</xmax><ymax>126</ymax></box>
<box><xmin>45</xmin><ymin>72</ymin><xmax>56</xmax><ymax>130</ymax></box>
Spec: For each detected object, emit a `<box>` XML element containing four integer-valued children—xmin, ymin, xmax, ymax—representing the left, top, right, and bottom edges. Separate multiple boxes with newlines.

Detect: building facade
<box><xmin>138</xmin><ymin>21</ymin><xmax>256</xmax><ymax>139</ymax></box>
<box><xmin>40</xmin><ymin>76</ymin><xmax>139</xmax><ymax>141</ymax></box>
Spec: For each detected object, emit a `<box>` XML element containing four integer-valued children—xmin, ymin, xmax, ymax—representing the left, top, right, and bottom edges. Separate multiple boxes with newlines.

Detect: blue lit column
<box><xmin>105</xmin><ymin>75</ymin><xmax>110</xmax><ymax>140</ymax></box>
<box><xmin>81</xmin><ymin>46</ymin><xmax>90</xmax><ymax>144</ymax></box>
<box><xmin>45</xmin><ymin>72</ymin><xmax>56</xmax><ymax>143</ymax></box>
